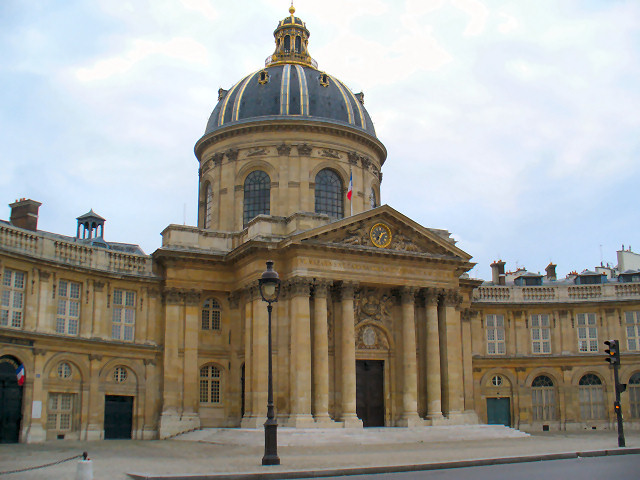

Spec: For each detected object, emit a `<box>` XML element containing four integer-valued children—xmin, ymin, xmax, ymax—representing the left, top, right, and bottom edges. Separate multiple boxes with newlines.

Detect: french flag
<box><xmin>347</xmin><ymin>171</ymin><xmax>353</xmax><ymax>201</ymax></box>
<box><xmin>16</xmin><ymin>364</ymin><xmax>24</xmax><ymax>386</ymax></box>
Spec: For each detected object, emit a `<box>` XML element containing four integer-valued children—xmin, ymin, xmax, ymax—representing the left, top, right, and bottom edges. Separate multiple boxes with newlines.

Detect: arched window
<box><xmin>369</xmin><ymin>187</ymin><xmax>377</xmax><ymax>209</ymax></box>
<box><xmin>531</xmin><ymin>375</ymin><xmax>555</xmax><ymax>421</ymax></box>
<box><xmin>295</xmin><ymin>35</ymin><xmax>301</xmax><ymax>53</ymax></box>
<box><xmin>201</xmin><ymin>298</ymin><xmax>221</xmax><ymax>331</ymax></box>
<box><xmin>579</xmin><ymin>373</ymin><xmax>604</xmax><ymax>420</ymax></box>
<box><xmin>629</xmin><ymin>372</ymin><xmax>640</xmax><ymax>418</ymax></box>
<box><xmin>243</xmin><ymin>170</ymin><xmax>270</xmax><ymax>226</ymax></box>
<box><xmin>284</xmin><ymin>35</ymin><xmax>290</xmax><ymax>53</ymax></box>
<box><xmin>204</xmin><ymin>183</ymin><xmax>213</xmax><ymax>229</ymax></box>
<box><xmin>315</xmin><ymin>169</ymin><xmax>343</xmax><ymax>219</ymax></box>
<box><xmin>200</xmin><ymin>365</ymin><xmax>221</xmax><ymax>404</ymax></box>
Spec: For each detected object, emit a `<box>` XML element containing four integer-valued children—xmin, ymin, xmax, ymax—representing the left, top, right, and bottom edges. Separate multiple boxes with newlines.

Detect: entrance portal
<box><xmin>486</xmin><ymin>397</ymin><xmax>511</xmax><ymax>426</ymax></box>
<box><xmin>356</xmin><ymin>360</ymin><xmax>384</xmax><ymax>427</ymax></box>
<box><xmin>0</xmin><ymin>358</ymin><xmax>23</xmax><ymax>443</ymax></box>
<box><xmin>104</xmin><ymin>395</ymin><xmax>133</xmax><ymax>439</ymax></box>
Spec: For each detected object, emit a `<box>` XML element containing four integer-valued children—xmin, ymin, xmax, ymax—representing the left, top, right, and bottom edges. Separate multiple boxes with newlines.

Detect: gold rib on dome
<box><xmin>265</xmin><ymin>5</ymin><xmax>318</xmax><ymax>68</ymax></box>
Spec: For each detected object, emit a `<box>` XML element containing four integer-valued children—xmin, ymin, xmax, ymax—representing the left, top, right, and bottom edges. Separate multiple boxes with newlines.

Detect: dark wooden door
<box><xmin>356</xmin><ymin>360</ymin><xmax>384</xmax><ymax>427</ymax></box>
<box><xmin>487</xmin><ymin>397</ymin><xmax>511</xmax><ymax>426</ymax></box>
<box><xmin>0</xmin><ymin>361</ymin><xmax>22</xmax><ymax>443</ymax></box>
<box><xmin>104</xmin><ymin>395</ymin><xmax>133</xmax><ymax>439</ymax></box>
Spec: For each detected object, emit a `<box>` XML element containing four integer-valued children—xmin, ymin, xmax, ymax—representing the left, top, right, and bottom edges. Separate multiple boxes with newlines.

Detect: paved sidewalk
<box><xmin>0</xmin><ymin>426</ymin><xmax>638</xmax><ymax>480</ymax></box>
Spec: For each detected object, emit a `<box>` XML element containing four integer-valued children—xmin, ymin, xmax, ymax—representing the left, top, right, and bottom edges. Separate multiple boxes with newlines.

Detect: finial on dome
<box><xmin>289</xmin><ymin>1</ymin><xmax>295</xmax><ymax>15</ymax></box>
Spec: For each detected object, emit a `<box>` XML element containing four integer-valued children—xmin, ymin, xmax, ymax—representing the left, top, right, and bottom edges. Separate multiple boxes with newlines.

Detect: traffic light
<box><xmin>605</xmin><ymin>340</ymin><xmax>620</xmax><ymax>365</ymax></box>
<box><xmin>617</xmin><ymin>383</ymin><xmax>627</xmax><ymax>394</ymax></box>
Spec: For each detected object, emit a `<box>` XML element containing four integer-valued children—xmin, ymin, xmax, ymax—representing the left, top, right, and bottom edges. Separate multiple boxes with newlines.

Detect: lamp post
<box><xmin>259</xmin><ymin>260</ymin><xmax>281</xmax><ymax>465</ymax></box>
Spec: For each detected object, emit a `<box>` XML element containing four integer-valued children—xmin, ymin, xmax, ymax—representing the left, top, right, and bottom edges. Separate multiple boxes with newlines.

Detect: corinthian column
<box><xmin>287</xmin><ymin>277</ymin><xmax>314</xmax><ymax>427</ymax></box>
<box><xmin>312</xmin><ymin>280</ymin><xmax>332</xmax><ymax>423</ymax></box>
<box><xmin>424</xmin><ymin>289</ymin><xmax>443</xmax><ymax>420</ymax></box>
<box><xmin>442</xmin><ymin>290</ymin><xmax>464</xmax><ymax>415</ymax></box>
<box><xmin>398</xmin><ymin>287</ymin><xmax>421</xmax><ymax>426</ymax></box>
<box><xmin>340</xmin><ymin>282</ymin><xmax>362</xmax><ymax>427</ymax></box>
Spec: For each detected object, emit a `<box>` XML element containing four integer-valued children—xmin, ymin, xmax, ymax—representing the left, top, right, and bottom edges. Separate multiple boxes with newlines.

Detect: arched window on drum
<box><xmin>578</xmin><ymin>373</ymin><xmax>605</xmax><ymax>420</ymax></box>
<box><xmin>203</xmin><ymin>183</ymin><xmax>213</xmax><ymax>229</ymax></box>
<box><xmin>315</xmin><ymin>169</ymin><xmax>343</xmax><ymax>220</ymax></box>
<box><xmin>531</xmin><ymin>375</ymin><xmax>555</xmax><ymax>421</ymax></box>
<box><xmin>243</xmin><ymin>170</ymin><xmax>271</xmax><ymax>227</ymax></box>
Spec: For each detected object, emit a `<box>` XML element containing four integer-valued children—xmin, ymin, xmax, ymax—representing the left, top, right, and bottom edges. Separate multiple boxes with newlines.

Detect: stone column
<box><xmin>340</xmin><ymin>282</ymin><xmax>362</xmax><ymax>427</ymax></box>
<box><xmin>25</xmin><ymin>350</ymin><xmax>47</xmax><ymax>443</ymax></box>
<box><xmin>424</xmin><ymin>289</ymin><xmax>443</xmax><ymax>419</ymax></box>
<box><xmin>240</xmin><ymin>287</ymin><xmax>255</xmax><ymax>426</ymax></box>
<box><xmin>287</xmin><ymin>278</ymin><xmax>314</xmax><ymax>426</ymax></box>
<box><xmin>182</xmin><ymin>291</ymin><xmax>201</xmax><ymax>421</ymax></box>
<box><xmin>242</xmin><ymin>283</ymin><xmax>268</xmax><ymax>427</ymax></box>
<box><xmin>312</xmin><ymin>280</ymin><xmax>332</xmax><ymax>423</ymax></box>
<box><xmin>85</xmin><ymin>354</ymin><xmax>103</xmax><ymax>440</ymax></box>
<box><xmin>461</xmin><ymin>311</ymin><xmax>475</xmax><ymax>412</ymax></box>
<box><xmin>442</xmin><ymin>290</ymin><xmax>464</xmax><ymax>415</ymax></box>
<box><xmin>398</xmin><ymin>287</ymin><xmax>420</xmax><ymax>426</ymax></box>
<box><xmin>159</xmin><ymin>289</ymin><xmax>182</xmax><ymax>438</ymax></box>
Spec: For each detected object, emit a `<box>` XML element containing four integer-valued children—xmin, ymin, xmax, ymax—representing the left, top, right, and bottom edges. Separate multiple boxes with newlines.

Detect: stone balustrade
<box><xmin>473</xmin><ymin>282</ymin><xmax>640</xmax><ymax>304</ymax></box>
<box><xmin>0</xmin><ymin>223</ymin><xmax>154</xmax><ymax>277</ymax></box>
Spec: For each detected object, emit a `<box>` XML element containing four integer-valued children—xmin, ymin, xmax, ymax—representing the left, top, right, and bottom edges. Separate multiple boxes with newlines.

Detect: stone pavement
<box><xmin>0</xmin><ymin>426</ymin><xmax>639</xmax><ymax>480</ymax></box>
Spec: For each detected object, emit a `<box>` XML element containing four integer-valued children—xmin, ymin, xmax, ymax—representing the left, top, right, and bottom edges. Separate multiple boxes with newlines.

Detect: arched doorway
<box><xmin>0</xmin><ymin>356</ymin><xmax>23</xmax><ymax>443</ymax></box>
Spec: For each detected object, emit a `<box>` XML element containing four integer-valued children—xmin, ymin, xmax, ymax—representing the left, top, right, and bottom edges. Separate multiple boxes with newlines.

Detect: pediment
<box><xmin>289</xmin><ymin>205</ymin><xmax>471</xmax><ymax>261</ymax></box>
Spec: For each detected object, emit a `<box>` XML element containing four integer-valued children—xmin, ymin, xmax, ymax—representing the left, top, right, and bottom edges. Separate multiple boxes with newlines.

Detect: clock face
<box><xmin>370</xmin><ymin>223</ymin><xmax>392</xmax><ymax>248</ymax></box>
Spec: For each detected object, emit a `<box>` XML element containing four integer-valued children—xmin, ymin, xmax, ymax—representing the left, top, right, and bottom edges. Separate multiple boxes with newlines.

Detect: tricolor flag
<box><xmin>16</xmin><ymin>364</ymin><xmax>25</xmax><ymax>386</ymax></box>
<box><xmin>347</xmin><ymin>171</ymin><xmax>353</xmax><ymax>201</ymax></box>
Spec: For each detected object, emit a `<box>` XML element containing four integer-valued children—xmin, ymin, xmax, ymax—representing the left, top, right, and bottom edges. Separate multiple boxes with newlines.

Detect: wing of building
<box><xmin>1</xmin><ymin>7</ymin><xmax>639</xmax><ymax>443</ymax></box>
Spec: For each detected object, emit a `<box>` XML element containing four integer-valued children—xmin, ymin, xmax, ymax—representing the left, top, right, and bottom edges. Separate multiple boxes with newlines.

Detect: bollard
<box><xmin>75</xmin><ymin>451</ymin><xmax>93</xmax><ymax>480</ymax></box>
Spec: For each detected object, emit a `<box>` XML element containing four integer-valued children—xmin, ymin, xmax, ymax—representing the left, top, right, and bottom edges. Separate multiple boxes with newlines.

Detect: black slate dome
<box><xmin>203</xmin><ymin>6</ymin><xmax>376</xmax><ymax>138</ymax></box>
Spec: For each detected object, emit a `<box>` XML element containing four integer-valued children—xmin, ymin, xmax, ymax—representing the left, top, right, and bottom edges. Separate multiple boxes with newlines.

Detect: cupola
<box><xmin>266</xmin><ymin>3</ymin><xmax>317</xmax><ymax>68</ymax></box>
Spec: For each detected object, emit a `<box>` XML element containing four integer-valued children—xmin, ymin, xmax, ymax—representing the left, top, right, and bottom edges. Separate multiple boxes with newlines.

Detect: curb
<box><xmin>127</xmin><ymin>447</ymin><xmax>640</xmax><ymax>480</ymax></box>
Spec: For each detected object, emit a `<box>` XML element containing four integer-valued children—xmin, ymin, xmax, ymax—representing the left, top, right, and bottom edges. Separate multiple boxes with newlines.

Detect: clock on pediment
<box><xmin>369</xmin><ymin>222</ymin><xmax>392</xmax><ymax>248</ymax></box>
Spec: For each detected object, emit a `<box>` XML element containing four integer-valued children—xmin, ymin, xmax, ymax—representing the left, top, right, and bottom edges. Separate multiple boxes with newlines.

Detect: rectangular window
<box><xmin>530</xmin><ymin>314</ymin><xmax>551</xmax><ymax>354</ymax></box>
<box><xmin>112</xmin><ymin>289</ymin><xmax>136</xmax><ymax>342</ymax></box>
<box><xmin>577</xmin><ymin>312</ymin><xmax>598</xmax><ymax>352</ymax></box>
<box><xmin>56</xmin><ymin>280</ymin><xmax>81</xmax><ymax>335</ymax></box>
<box><xmin>1</xmin><ymin>268</ymin><xmax>26</xmax><ymax>328</ymax></box>
<box><xmin>486</xmin><ymin>314</ymin><xmax>505</xmax><ymax>355</ymax></box>
<box><xmin>47</xmin><ymin>392</ymin><xmax>74</xmax><ymax>431</ymax></box>
<box><xmin>625</xmin><ymin>311</ymin><xmax>640</xmax><ymax>351</ymax></box>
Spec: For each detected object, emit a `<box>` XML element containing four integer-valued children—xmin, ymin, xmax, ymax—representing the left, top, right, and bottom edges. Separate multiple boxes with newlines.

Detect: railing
<box><xmin>475</xmin><ymin>282</ymin><xmax>640</xmax><ymax>304</ymax></box>
<box><xmin>265</xmin><ymin>53</ymin><xmax>318</xmax><ymax>69</ymax></box>
<box><xmin>0</xmin><ymin>224</ymin><xmax>154</xmax><ymax>277</ymax></box>
<box><xmin>0</xmin><ymin>225</ymin><xmax>38</xmax><ymax>254</ymax></box>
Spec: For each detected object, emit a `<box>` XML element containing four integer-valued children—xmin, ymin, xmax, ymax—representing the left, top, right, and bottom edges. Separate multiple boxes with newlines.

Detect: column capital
<box><xmin>164</xmin><ymin>288</ymin><xmax>183</xmax><ymax>305</ymax></box>
<box><xmin>339</xmin><ymin>281</ymin><xmax>358</xmax><ymax>300</ymax></box>
<box><xmin>185</xmin><ymin>290</ymin><xmax>202</xmax><ymax>306</ymax></box>
<box><xmin>228</xmin><ymin>290</ymin><xmax>242</xmax><ymax>309</ymax></box>
<box><xmin>313</xmin><ymin>279</ymin><xmax>331</xmax><ymax>298</ymax></box>
<box><xmin>442</xmin><ymin>289</ymin><xmax>462</xmax><ymax>307</ymax></box>
<box><xmin>400</xmin><ymin>286</ymin><xmax>417</xmax><ymax>304</ymax></box>
<box><xmin>244</xmin><ymin>280</ymin><xmax>262</xmax><ymax>302</ymax></box>
<box><xmin>89</xmin><ymin>354</ymin><xmax>103</xmax><ymax>362</ymax></box>
<box><xmin>286</xmin><ymin>277</ymin><xmax>312</xmax><ymax>297</ymax></box>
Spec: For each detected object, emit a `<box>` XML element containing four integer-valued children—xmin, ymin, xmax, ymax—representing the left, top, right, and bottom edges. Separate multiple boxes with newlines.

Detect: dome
<box><xmin>204</xmin><ymin>65</ymin><xmax>376</xmax><ymax>137</ymax></box>
<box><xmin>202</xmin><ymin>6</ymin><xmax>377</xmax><ymax>138</ymax></box>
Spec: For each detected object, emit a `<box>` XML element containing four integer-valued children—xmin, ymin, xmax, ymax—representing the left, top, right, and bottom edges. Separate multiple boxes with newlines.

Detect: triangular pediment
<box><xmin>286</xmin><ymin>205</ymin><xmax>472</xmax><ymax>262</ymax></box>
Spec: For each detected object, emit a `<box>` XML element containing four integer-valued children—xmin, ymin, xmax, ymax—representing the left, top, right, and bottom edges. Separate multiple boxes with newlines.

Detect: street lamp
<box><xmin>259</xmin><ymin>260</ymin><xmax>281</xmax><ymax>465</ymax></box>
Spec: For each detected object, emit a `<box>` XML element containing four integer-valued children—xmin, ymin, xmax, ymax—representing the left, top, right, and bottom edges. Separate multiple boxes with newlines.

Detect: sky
<box><xmin>1</xmin><ymin>0</ymin><xmax>639</xmax><ymax>280</ymax></box>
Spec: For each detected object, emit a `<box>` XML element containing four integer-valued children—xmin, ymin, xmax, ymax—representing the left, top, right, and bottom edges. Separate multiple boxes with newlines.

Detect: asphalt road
<box><xmin>308</xmin><ymin>454</ymin><xmax>640</xmax><ymax>480</ymax></box>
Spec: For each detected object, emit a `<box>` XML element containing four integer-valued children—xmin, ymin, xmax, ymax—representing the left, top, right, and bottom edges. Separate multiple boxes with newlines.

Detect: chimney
<box><xmin>491</xmin><ymin>260</ymin><xmax>506</xmax><ymax>285</ymax></box>
<box><xmin>545</xmin><ymin>262</ymin><xmax>557</xmax><ymax>281</ymax></box>
<box><xmin>9</xmin><ymin>198</ymin><xmax>42</xmax><ymax>231</ymax></box>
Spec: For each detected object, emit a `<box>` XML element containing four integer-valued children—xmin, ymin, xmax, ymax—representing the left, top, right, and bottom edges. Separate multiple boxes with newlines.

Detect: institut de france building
<box><xmin>1</xmin><ymin>8</ymin><xmax>639</xmax><ymax>443</ymax></box>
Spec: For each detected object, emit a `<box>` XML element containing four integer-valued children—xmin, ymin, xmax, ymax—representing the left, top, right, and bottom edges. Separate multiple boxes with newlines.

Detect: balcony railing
<box><xmin>0</xmin><ymin>224</ymin><xmax>154</xmax><ymax>277</ymax></box>
<box><xmin>473</xmin><ymin>282</ymin><xmax>640</xmax><ymax>303</ymax></box>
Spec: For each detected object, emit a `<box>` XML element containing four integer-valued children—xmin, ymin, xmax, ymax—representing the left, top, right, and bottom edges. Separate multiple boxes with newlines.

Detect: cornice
<box><xmin>194</xmin><ymin>119</ymin><xmax>387</xmax><ymax>165</ymax></box>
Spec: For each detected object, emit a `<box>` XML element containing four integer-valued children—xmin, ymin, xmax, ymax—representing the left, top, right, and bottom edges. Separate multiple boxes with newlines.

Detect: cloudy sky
<box><xmin>1</xmin><ymin>0</ymin><xmax>638</xmax><ymax>280</ymax></box>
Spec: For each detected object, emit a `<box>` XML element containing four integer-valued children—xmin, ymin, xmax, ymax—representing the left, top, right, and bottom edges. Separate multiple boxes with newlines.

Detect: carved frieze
<box><xmin>297</xmin><ymin>143</ymin><xmax>312</xmax><ymax>156</ymax></box>
<box><xmin>338</xmin><ymin>224</ymin><xmax>368</xmax><ymax>246</ymax></box>
<box><xmin>225</xmin><ymin>148</ymin><xmax>238</xmax><ymax>162</ymax></box>
<box><xmin>320</xmin><ymin>149</ymin><xmax>340</xmax><ymax>159</ymax></box>
<box><xmin>347</xmin><ymin>151</ymin><xmax>359</xmax><ymax>165</ymax></box>
<box><xmin>355</xmin><ymin>287</ymin><xmax>393</xmax><ymax>330</ymax></box>
<box><xmin>247</xmin><ymin>147</ymin><xmax>268</xmax><ymax>157</ymax></box>
<box><xmin>277</xmin><ymin>143</ymin><xmax>291</xmax><ymax>156</ymax></box>
<box><xmin>390</xmin><ymin>233</ymin><xmax>421</xmax><ymax>253</ymax></box>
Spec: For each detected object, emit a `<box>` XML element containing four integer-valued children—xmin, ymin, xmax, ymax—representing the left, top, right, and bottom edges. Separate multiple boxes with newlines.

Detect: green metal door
<box><xmin>487</xmin><ymin>397</ymin><xmax>511</xmax><ymax>426</ymax></box>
